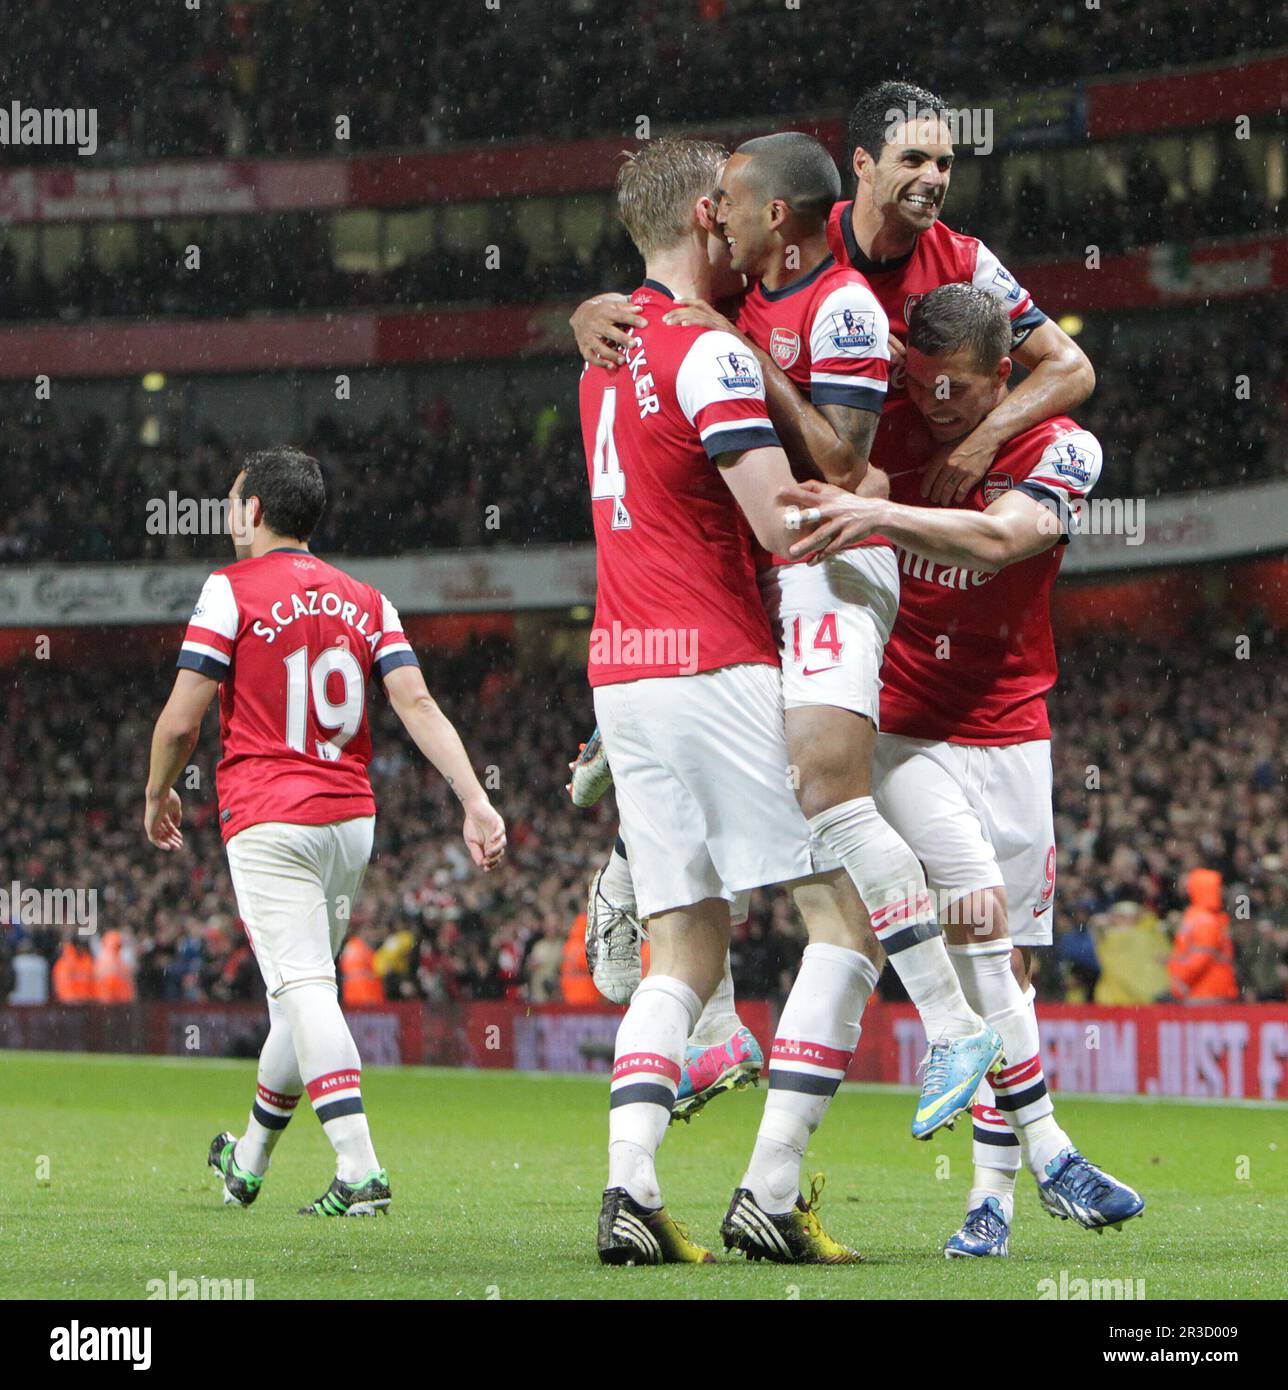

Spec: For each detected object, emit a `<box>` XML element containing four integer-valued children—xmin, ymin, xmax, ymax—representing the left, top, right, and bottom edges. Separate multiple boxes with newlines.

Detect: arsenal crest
<box><xmin>770</xmin><ymin>327</ymin><xmax>801</xmax><ymax>369</ymax></box>
<box><xmin>903</xmin><ymin>292</ymin><xmax>925</xmax><ymax>326</ymax></box>
<box><xmin>983</xmin><ymin>472</ymin><xmax>1013</xmax><ymax>505</ymax></box>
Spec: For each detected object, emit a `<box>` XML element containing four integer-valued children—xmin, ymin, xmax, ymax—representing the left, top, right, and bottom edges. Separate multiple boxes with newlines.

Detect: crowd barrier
<box><xmin>5</xmin><ymin>1000</ymin><xmax>1286</xmax><ymax>1101</ymax></box>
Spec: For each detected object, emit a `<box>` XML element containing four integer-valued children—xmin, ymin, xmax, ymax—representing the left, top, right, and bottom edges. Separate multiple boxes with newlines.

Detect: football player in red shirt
<box><xmin>144</xmin><ymin>448</ymin><xmax>505</xmax><ymax>1217</ymax></box>
<box><xmin>585</xmin><ymin>136</ymin><xmax>897</xmax><ymax>1266</ymax></box>
<box><xmin>574</xmin><ymin>80</ymin><xmax>1094</xmax><ymax>507</ymax></box>
<box><xmin>579</xmin><ymin>135</ymin><xmax>1004</xmax><ymax>1148</ymax></box>
<box><xmin>667</xmin><ymin>132</ymin><xmax>1004</xmax><ymax>1114</ymax></box>
<box><xmin>781</xmin><ymin>284</ymin><xmax>1145</xmax><ymax>1253</ymax></box>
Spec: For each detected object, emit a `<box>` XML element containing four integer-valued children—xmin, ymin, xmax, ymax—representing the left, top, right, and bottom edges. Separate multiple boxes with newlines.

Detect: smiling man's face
<box><xmin>715</xmin><ymin>152</ymin><xmax>777</xmax><ymax>279</ymax></box>
<box><xmin>861</xmin><ymin>115</ymin><xmax>954</xmax><ymax>234</ymax></box>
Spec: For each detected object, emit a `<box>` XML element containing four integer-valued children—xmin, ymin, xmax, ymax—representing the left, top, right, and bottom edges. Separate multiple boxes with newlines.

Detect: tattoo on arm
<box><xmin>818</xmin><ymin>402</ymin><xmax>879</xmax><ymax>461</ymax></box>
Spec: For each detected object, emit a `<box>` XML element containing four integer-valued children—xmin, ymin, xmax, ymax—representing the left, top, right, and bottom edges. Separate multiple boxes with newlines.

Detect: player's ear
<box><xmin>997</xmin><ymin>355</ymin><xmax>1014</xmax><ymax>387</ymax></box>
<box><xmin>696</xmin><ymin>195</ymin><xmax>717</xmax><ymax>232</ymax></box>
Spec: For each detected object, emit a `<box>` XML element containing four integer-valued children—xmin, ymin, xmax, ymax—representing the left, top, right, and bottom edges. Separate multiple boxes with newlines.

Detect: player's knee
<box><xmin>794</xmin><ymin>764</ymin><xmax>870</xmax><ymax>822</ymax></box>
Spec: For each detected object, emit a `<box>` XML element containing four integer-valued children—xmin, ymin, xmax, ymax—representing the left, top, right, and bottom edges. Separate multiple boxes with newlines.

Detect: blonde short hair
<box><xmin>615</xmin><ymin>137</ymin><xmax>728</xmax><ymax>257</ymax></box>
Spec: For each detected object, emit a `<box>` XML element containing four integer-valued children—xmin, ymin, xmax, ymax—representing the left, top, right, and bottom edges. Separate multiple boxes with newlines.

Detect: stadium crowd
<box><xmin>2</xmin><ymin>303</ymin><xmax>1284</xmax><ymax>569</ymax></box>
<box><xmin>0</xmin><ymin>405</ymin><xmax>590</xmax><ymax>565</ymax></box>
<box><xmin>0</xmin><ymin>151</ymin><xmax>1276</xmax><ymax>325</ymax></box>
<box><xmin>1</xmin><ymin>629</ymin><xmax>1285</xmax><ymax>1014</ymax></box>
<box><xmin>2</xmin><ymin>0</ymin><xmax>1280</xmax><ymax>163</ymax></box>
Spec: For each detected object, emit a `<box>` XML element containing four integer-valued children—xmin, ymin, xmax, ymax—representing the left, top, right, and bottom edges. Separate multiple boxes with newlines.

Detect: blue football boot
<box><xmin>1039</xmin><ymin>1148</ymin><xmax>1145</xmax><ymax>1231</ymax></box>
<box><xmin>911</xmin><ymin>1025</ymin><xmax>1004</xmax><ymax>1140</ymax></box>
<box><xmin>944</xmin><ymin>1196</ymin><xmax>1011</xmax><ymax>1258</ymax></box>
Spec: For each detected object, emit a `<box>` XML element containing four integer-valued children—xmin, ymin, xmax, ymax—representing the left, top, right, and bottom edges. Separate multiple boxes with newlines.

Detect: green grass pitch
<box><xmin>3</xmin><ymin>1051</ymin><xmax>1285</xmax><ymax>1300</ymax></box>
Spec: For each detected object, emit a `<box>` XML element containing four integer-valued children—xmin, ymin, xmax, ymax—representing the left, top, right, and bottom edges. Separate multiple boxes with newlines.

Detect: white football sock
<box><xmin>948</xmin><ymin>944</ymin><xmax>1071</xmax><ymax>1179</ymax></box>
<box><xmin>968</xmin><ymin>1073</ymin><xmax>1020</xmax><ymax>1220</ymax></box>
<box><xmin>809</xmin><ymin>798</ymin><xmax>981</xmax><ymax>1040</ymax></box>
<box><xmin>235</xmin><ymin>994</ymin><xmax>302</xmax><ymax>1176</ymax></box>
<box><xmin>968</xmin><ymin>1164</ymin><xmax>1017</xmax><ymax>1226</ymax></box>
<box><xmin>689</xmin><ymin>952</ymin><xmax>741</xmax><ymax>1046</ymax></box>
<box><xmin>742</xmin><ymin>943</ymin><xmax>879</xmax><ymax>1214</ymax></box>
<box><xmin>608</xmin><ymin>974</ymin><xmax>701</xmax><ymax>1208</ymax></box>
<box><xmin>599</xmin><ymin>835</ymin><xmax>637</xmax><ymax>913</ymax></box>
<box><xmin>968</xmin><ymin>985</ymin><xmax>1032</xmax><ymax>1214</ymax></box>
<box><xmin>279</xmin><ymin>982</ymin><xmax>381</xmax><ymax>1184</ymax></box>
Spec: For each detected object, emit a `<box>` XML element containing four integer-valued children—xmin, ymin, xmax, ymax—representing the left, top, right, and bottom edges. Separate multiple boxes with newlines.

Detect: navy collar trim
<box><xmin>267</xmin><ymin>546</ymin><xmax>311</xmax><ymax>555</ymax></box>
<box><xmin>757</xmin><ymin>253</ymin><xmax>835</xmax><ymax>302</ymax></box>
<box><xmin>641</xmin><ymin>278</ymin><xmax>675</xmax><ymax>300</ymax></box>
<box><xmin>839</xmin><ymin>201</ymin><xmax>916</xmax><ymax>276</ymax></box>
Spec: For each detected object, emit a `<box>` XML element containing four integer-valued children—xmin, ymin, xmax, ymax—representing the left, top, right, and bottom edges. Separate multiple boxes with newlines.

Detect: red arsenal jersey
<box><xmin>871</xmin><ymin>401</ymin><xmax>1103</xmax><ymax>744</ymax></box>
<box><xmin>736</xmin><ymin>254</ymin><xmax>889</xmax><ymax>416</ymax></box>
<box><xmin>581</xmin><ymin>279</ymin><xmax>781</xmax><ymax>687</ymax></box>
<box><xmin>826</xmin><ymin>204</ymin><xmax>1047</xmax><ymax>402</ymax></box>
<box><xmin>178</xmin><ymin>549</ymin><xmax>419</xmax><ymax>841</ymax></box>
<box><xmin>736</xmin><ymin>254</ymin><xmax>891</xmax><ymax>562</ymax></box>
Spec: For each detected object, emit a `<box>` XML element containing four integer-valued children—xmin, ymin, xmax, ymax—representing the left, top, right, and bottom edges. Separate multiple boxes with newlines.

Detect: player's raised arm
<box><xmin>381</xmin><ymin>664</ymin><xmax>506</xmax><ymax>872</ymax></box>
<box><xmin>144</xmin><ymin>668</ymin><xmax>219</xmax><ymax>850</ymax></box>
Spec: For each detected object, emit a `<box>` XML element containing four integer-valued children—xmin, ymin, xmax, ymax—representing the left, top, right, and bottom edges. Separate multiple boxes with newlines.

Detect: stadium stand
<box><xmin>1</xmin><ymin>300</ymin><xmax>1285</xmax><ymax>566</ymax></box>
<box><xmin>0</xmin><ymin>8</ymin><xmax>1284</xmax><ymax>1031</ymax></box>
<box><xmin>2</xmin><ymin>0</ymin><xmax>1282</xmax><ymax>161</ymax></box>
<box><xmin>1</xmin><ymin>629</ymin><xmax>1284</xmax><ymax>1008</ymax></box>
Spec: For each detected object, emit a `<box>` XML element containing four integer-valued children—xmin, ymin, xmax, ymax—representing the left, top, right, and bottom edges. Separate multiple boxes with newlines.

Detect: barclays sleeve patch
<box><xmin>717</xmin><ymin>351</ymin><xmax>761</xmax><ymax>394</ymax></box>
<box><xmin>827</xmin><ymin>309</ymin><xmax>877</xmax><ymax>353</ymax></box>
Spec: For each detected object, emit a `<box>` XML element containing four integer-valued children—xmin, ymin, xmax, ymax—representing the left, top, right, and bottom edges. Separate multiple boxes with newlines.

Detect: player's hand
<box><xmin>920</xmin><ymin>433</ymin><xmax>996</xmax><ymax>506</ymax></box>
<box><xmin>463</xmin><ymin>799</ymin><xmax>507</xmax><ymax>872</ymax></box>
<box><xmin>571</xmin><ymin>294</ymin><xmax>647</xmax><ymax>369</ymax></box>
<box><xmin>144</xmin><ymin>788</ymin><xmax>184</xmax><ymax>851</ymax></box>
<box><xmin>779</xmin><ymin>480</ymin><xmax>885</xmax><ymax>562</ymax></box>
<box><xmin>661</xmin><ymin>299</ymin><xmax>737</xmax><ymax>336</ymax></box>
<box><xmin>887</xmin><ymin>332</ymin><xmax>906</xmax><ymax>368</ymax></box>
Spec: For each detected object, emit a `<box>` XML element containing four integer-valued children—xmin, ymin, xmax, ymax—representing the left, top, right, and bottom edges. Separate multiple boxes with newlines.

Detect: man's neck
<box><xmin>643</xmin><ymin>246</ymin><xmax>709</xmax><ymax>304</ymax></box>
<box><xmin>760</xmin><ymin>231</ymin><xmax>830</xmax><ymax>291</ymax></box>
<box><xmin>849</xmin><ymin>189</ymin><xmax>919</xmax><ymax>264</ymax></box>
<box><xmin>250</xmin><ymin>534</ymin><xmax>310</xmax><ymax>559</ymax></box>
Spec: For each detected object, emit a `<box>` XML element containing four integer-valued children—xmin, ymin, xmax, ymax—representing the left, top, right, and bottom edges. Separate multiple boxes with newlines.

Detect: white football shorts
<box><xmin>760</xmin><ymin>545</ymin><xmax>899</xmax><ymax>725</ymax></box>
<box><xmin>594</xmin><ymin>662</ymin><xmax>823</xmax><ymax>919</ymax></box>
<box><xmin>225</xmin><ymin>815</ymin><xmax>375</xmax><ymax>995</ymax></box>
<box><xmin>872</xmin><ymin>736</ymin><xmax>1057</xmax><ymax>947</ymax></box>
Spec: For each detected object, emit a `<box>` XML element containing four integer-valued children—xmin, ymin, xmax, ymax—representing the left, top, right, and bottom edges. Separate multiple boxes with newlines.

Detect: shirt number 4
<box><xmin>591</xmin><ymin>388</ymin><xmax>631</xmax><ymax>529</ymax></box>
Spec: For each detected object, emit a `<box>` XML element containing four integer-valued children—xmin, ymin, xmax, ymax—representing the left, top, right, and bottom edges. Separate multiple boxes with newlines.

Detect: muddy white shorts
<box><xmin>872</xmin><ymin>736</ymin><xmax>1057</xmax><ymax>947</ymax></box>
<box><xmin>760</xmin><ymin>545</ymin><xmax>899</xmax><ymax>725</ymax></box>
<box><xmin>225</xmin><ymin>816</ymin><xmax>375</xmax><ymax>995</ymax></box>
<box><xmin>594</xmin><ymin>662</ymin><xmax>822</xmax><ymax>919</ymax></box>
